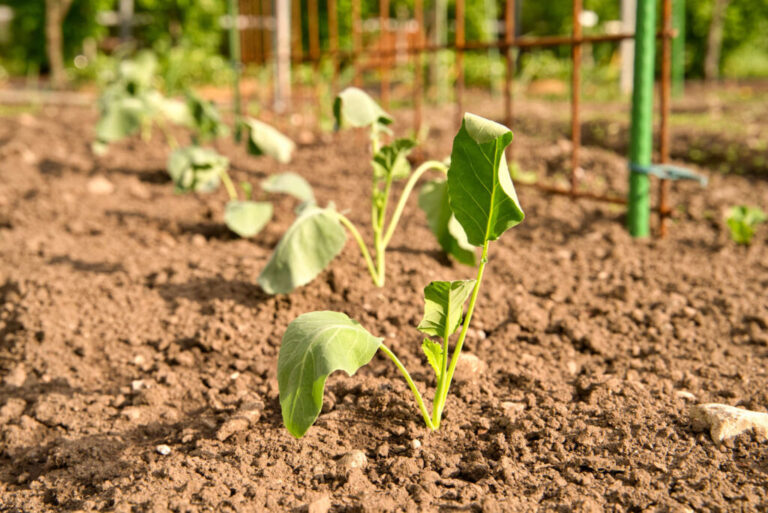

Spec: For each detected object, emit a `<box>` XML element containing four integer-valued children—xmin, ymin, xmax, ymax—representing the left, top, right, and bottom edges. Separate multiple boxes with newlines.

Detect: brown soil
<box><xmin>0</xmin><ymin>104</ymin><xmax>767</xmax><ymax>512</ymax></box>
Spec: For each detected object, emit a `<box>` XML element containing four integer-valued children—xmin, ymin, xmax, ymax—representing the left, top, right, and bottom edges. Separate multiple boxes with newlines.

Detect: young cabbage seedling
<box><xmin>258</xmin><ymin>87</ymin><xmax>471</xmax><ymax>295</ymax></box>
<box><xmin>276</xmin><ymin>113</ymin><xmax>524</xmax><ymax>437</ymax></box>
<box><xmin>726</xmin><ymin>205</ymin><xmax>766</xmax><ymax>245</ymax></box>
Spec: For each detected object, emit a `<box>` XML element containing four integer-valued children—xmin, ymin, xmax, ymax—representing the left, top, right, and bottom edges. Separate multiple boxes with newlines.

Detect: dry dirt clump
<box><xmin>0</xmin><ymin>105</ymin><xmax>767</xmax><ymax>512</ymax></box>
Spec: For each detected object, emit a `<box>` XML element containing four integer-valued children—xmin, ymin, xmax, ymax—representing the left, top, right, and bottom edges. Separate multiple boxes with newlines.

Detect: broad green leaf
<box><xmin>186</xmin><ymin>92</ymin><xmax>228</xmax><ymax>141</ymax></box>
<box><xmin>278</xmin><ymin>311</ymin><xmax>383</xmax><ymax>438</ymax></box>
<box><xmin>95</xmin><ymin>96</ymin><xmax>145</xmax><ymax>143</ymax></box>
<box><xmin>262</xmin><ymin>172</ymin><xmax>315</xmax><ymax>204</ymax></box>
<box><xmin>158</xmin><ymin>97</ymin><xmax>194</xmax><ymax>126</ymax></box>
<box><xmin>258</xmin><ymin>206</ymin><xmax>347</xmax><ymax>294</ymax></box>
<box><xmin>167</xmin><ymin>146</ymin><xmax>228</xmax><ymax>194</ymax></box>
<box><xmin>118</xmin><ymin>51</ymin><xmax>157</xmax><ymax>93</ymax></box>
<box><xmin>417</xmin><ymin>280</ymin><xmax>476</xmax><ymax>338</ymax></box>
<box><xmin>333</xmin><ymin>87</ymin><xmax>392</xmax><ymax>129</ymax></box>
<box><xmin>224</xmin><ymin>200</ymin><xmax>273</xmax><ymax>238</ymax></box>
<box><xmin>418</xmin><ymin>179</ymin><xmax>476</xmax><ymax>266</ymax></box>
<box><xmin>421</xmin><ymin>338</ymin><xmax>442</xmax><ymax>375</ymax></box>
<box><xmin>243</xmin><ymin>118</ymin><xmax>296</xmax><ymax>164</ymax></box>
<box><xmin>373</xmin><ymin>138</ymin><xmax>417</xmax><ymax>181</ymax></box>
<box><xmin>726</xmin><ymin>206</ymin><xmax>766</xmax><ymax>245</ymax></box>
<box><xmin>447</xmin><ymin>113</ymin><xmax>524</xmax><ymax>246</ymax></box>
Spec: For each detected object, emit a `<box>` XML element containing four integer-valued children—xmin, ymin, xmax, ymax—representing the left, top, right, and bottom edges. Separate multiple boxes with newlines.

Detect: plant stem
<box><xmin>335</xmin><ymin>212</ymin><xmax>379</xmax><ymax>285</ymax></box>
<box><xmin>219</xmin><ymin>170</ymin><xmax>238</xmax><ymax>202</ymax></box>
<box><xmin>433</xmin><ymin>240</ymin><xmax>490</xmax><ymax>423</ymax></box>
<box><xmin>382</xmin><ymin>160</ymin><xmax>447</xmax><ymax>247</ymax></box>
<box><xmin>380</xmin><ymin>344</ymin><xmax>436</xmax><ymax>430</ymax></box>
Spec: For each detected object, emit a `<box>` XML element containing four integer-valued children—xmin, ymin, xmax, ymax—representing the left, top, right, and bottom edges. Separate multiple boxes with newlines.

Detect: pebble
<box><xmin>454</xmin><ymin>353</ymin><xmax>486</xmax><ymax>381</ymax></box>
<box><xmin>307</xmin><ymin>494</ymin><xmax>331</xmax><ymax>513</ymax></box>
<box><xmin>131</xmin><ymin>380</ymin><xmax>145</xmax><ymax>392</ymax></box>
<box><xmin>338</xmin><ymin>450</ymin><xmax>368</xmax><ymax>472</ymax></box>
<box><xmin>675</xmin><ymin>390</ymin><xmax>696</xmax><ymax>401</ymax></box>
<box><xmin>155</xmin><ymin>444</ymin><xmax>172</xmax><ymax>456</ymax></box>
<box><xmin>191</xmin><ymin>234</ymin><xmax>207</xmax><ymax>247</ymax></box>
<box><xmin>410</xmin><ymin>439</ymin><xmax>422</xmax><ymax>450</ymax></box>
<box><xmin>87</xmin><ymin>176</ymin><xmax>115</xmax><ymax>195</ymax></box>
<box><xmin>216</xmin><ymin>417</ymin><xmax>250</xmax><ymax>441</ymax></box>
<box><xmin>690</xmin><ymin>403</ymin><xmax>768</xmax><ymax>443</ymax></box>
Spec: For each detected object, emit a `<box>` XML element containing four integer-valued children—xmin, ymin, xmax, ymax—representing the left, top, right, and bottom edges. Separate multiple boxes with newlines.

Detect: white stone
<box><xmin>87</xmin><ymin>176</ymin><xmax>115</xmax><ymax>195</ymax></box>
<box><xmin>338</xmin><ymin>450</ymin><xmax>367</xmax><ymax>472</ymax></box>
<box><xmin>155</xmin><ymin>444</ymin><xmax>171</xmax><ymax>456</ymax></box>
<box><xmin>410</xmin><ymin>439</ymin><xmax>422</xmax><ymax>450</ymax></box>
<box><xmin>675</xmin><ymin>390</ymin><xmax>696</xmax><ymax>401</ymax></box>
<box><xmin>454</xmin><ymin>353</ymin><xmax>486</xmax><ymax>381</ymax></box>
<box><xmin>690</xmin><ymin>403</ymin><xmax>768</xmax><ymax>443</ymax></box>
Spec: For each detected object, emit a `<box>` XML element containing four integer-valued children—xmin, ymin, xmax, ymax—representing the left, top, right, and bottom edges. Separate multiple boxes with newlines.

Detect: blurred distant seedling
<box><xmin>92</xmin><ymin>51</ymin><xmax>302</xmax><ymax>239</ymax></box>
<box><xmin>726</xmin><ymin>205</ymin><xmax>766</xmax><ymax>245</ymax></box>
<box><xmin>276</xmin><ymin>113</ymin><xmax>525</xmax><ymax>438</ymax></box>
<box><xmin>258</xmin><ymin>88</ymin><xmax>474</xmax><ymax>295</ymax></box>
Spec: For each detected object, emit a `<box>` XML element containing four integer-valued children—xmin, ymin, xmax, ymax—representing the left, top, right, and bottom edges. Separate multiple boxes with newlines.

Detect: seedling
<box><xmin>726</xmin><ymin>205</ymin><xmax>766</xmax><ymax>245</ymax></box>
<box><xmin>276</xmin><ymin>113</ymin><xmax>524</xmax><ymax>437</ymax></box>
<box><xmin>258</xmin><ymin>88</ymin><xmax>472</xmax><ymax>294</ymax></box>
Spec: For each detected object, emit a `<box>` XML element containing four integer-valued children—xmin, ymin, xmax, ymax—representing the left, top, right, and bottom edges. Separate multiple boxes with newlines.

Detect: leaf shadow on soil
<box><xmin>103</xmin><ymin>166</ymin><xmax>170</xmax><ymax>184</ymax></box>
<box><xmin>48</xmin><ymin>255</ymin><xmax>125</xmax><ymax>274</ymax></box>
<box><xmin>154</xmin><ymin>277</ymin><xmax>270</xmax><ymax>307</ymax></box>
<box><xmin>387</xmin><ymin>245</ymin><xmax>451</xmax><ymax>266</ymax></box>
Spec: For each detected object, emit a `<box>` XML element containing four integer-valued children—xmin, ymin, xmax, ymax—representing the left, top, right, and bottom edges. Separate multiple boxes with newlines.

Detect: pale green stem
<box><xmin>219</xmin><ymin>170</ymin><xmax>238</xmax><ymax>202</ymax></box>
<box><xmin>433</xmin><ymin>240</ymin><xmax>490</xmax><ymax>423</ymax></box>
<box><xmin>379</xmin><ymin>344</ymin><xmax>436</xmax><ymax>430</ymax></box>
<box><xmin>381</xmin><ymin>160</ymin><xmax>448</xmax><ymax>247</ymax></box>
<box><xmin>334</xmin><ymin>212</ymin><xmax>378</xmax><ymax>285</ymax></box>
<box><xmin>155</xmin><ymin>117</ymin><xmax>178</xmax><ymax>149</ymax></box>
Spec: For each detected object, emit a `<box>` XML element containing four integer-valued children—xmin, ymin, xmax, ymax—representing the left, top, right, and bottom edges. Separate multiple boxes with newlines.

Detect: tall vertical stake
<box><xmin>413</xmin><ymin>0</ymin><xmax>424</xmax><ymax>137</ymax></box>
<box><xmin>658</xmin><ymin>0</ymin><xmax>672</xmax><ymax>237</ymax></box>
<box><xmin>329</xmin><ymin>0</ymin><xmax>339</xmax><ymax>95</ymax></box>
<box><xmin>353</xmin><ymin>0</ymin><xmax>362</xmax><ymax>87</ymax></box>
<box><xmin>672</xmin><ymin>0</ymin><xmax>685</xmax><ymax>97</ymax></box>
<box><xmin>455</xmin><ymin>0</ymin><xmax>465</xmax><ymax>124</ymax></box>
<box><xmin>229</xmin><ymin>0</ymin><xmax>242</xmax><ymax>141</ymax></box>
<box><xmin>380</xmin><ymin>0</ymin><xmax>390</xmax><ymax>109</ymax></box>
<box><xmin>627</xmin><ymin>0</ymin><xmax>657</xmax><ymax>237</ymax></box>
<box><xmin>571</xmin><ymin>0</ymin><xmax>582</xmax><ymax>193</ymax></box>
<box><xmin>274</xmin><ymin>0</ymin><xmax>292</xmax><ymax>112</ymax></box>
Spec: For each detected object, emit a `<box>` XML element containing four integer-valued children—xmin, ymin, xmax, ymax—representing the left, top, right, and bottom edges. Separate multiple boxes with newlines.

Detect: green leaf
<box><xmin>278</xmin><ymin>311</ymin><xmax>383</xmax><ymax>438</ymax></box>
<box><xmin>258</xmin><ymin>206</ymin><xmax>347</xmax><ymax>294</ymax></box>
<box><xmin>224</xmin><ymin>200</ymin><xmax>273</xmax><ymax>238</ymax></box>
<box><xmin>186</xmin><ymin>91</ymin><xmax>228</xmax><ymax>141</ymax></box>
<box><xmin>421</xmin><ymin>338</ymin><xmax>442</xmax><ymax>375</ymax></box>
<box><xmin>95</xmin><ymin>96</ymin><xmax>145</xmax><ymax>143</ymax></box>
<box><xmin>373</xmin><ymin>138</ymin><xmax>417</xmax><ymax>181</ymax></box>
<box><xmin>418</xmin><ymin>179</ymin><xmax>476</xmax><ymax>266</ymax></box>
<box><xmin>243</xmin><ymin>118</ymin><xmax>296</xmax><ymax>164</ymax></box>
<box><xmin>333</xmin><ymin>87</ymin><xmax>392</xmax><ymax>129</ymax></box>
<box><xmin>167</xmin><ymin>146</ymin><xmax>228</xmax><ymax>194</ymax></box>
<box><xmin>726</xmin><ymin>205</ymin><xmax>766</xmax><ymax>245</ymax></box>
<box><xmin>262</xmin><ymin>172</ymin><xmax>315</xmax><ymax>204</ymax></box>
<box><xmin>417</xmin><ymin>280</ymin><xmax>476</xmax><ymax>338</ymax></box>
<box><xmin>447</xmin><ymin>113</ymin><xmax>524</xmax><ymax>246</ymax></box>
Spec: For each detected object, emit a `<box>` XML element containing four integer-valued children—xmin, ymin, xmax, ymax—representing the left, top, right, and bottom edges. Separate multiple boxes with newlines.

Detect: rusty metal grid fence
<box><xmin>238</xmin><ymin>0</ymin><xmax>676</xmax><ymax>236</ymax></box>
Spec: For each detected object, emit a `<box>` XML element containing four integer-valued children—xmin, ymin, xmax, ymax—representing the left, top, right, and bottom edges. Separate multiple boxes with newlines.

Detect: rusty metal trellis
<box><xmin>238</xmin><ymin>0</ymin><xmax>676</xmax><ymax>236</ymax></box>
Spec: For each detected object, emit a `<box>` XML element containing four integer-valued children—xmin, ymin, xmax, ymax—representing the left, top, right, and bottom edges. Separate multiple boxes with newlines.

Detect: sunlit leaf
<box><xmin>417</xmin><ymin>280</ymin><xmax>476</xmax><ymax>338</ymax></box>
<box><xmin>372</xmin><ymin>138</ymin><xmax>417</xmax><ymax>181</ymax></box>
<box><xmin>447</xmin><ymin>113</ymin><xmax>524</xmax><ymax>246</ymax></box>
<box><xmin>418</xmin><ymin>179</ymin><xmax>476</xmax><ymax>266</ymax></box>
<box><xmin>262</xmin><ymin>172</ymin><xmax>315</xmax><ymax>204</ymax></box>
<box><xmin>167</xmin><ymin>146</ymin><xmax>228</xmax><ymax>194</ymax></box>
<box><xmin>258</xmin><ymin>205</ymin><xmax>346</xmax><ymax>294</ymax></box>
<box><xmin>224</xmin><ymin>200</ymin><xmax>273</xmax><ymax>238</ymax></box>
<box><xmin>278</xmin><ymin>311</ymin><xmax>383</xmax><ymax>437</ymax></box>
<box><xmin>243</xmin><ymin>118</ymin><xmax>296</xmax><ymax>164</ymax></box>
<box><xmin>421</xmin><ymin>338</ymin><xmax>442</xmax><ymax>376</ymax></box>
<box><xmin>333</xmin><ymin>87</ymin><xmax>392</xmax><ymax>129</ymax></box>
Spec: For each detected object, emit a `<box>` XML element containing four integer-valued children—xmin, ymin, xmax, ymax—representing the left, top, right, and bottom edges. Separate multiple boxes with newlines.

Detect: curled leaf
<box><xmin>333</xmin><ymin>87</ymin><xmax>392</xmax><ymax>129</ymax></box>
<box><xmin>418</xmin><ymin>179</ymin><xmax>476</xmax><ymax>266</ymax></box>
<box><xmin>278</xmin><ymin>311</ymin><xmax>383</xmax><ymax>437</ymax></box>
<box><xmin>243</xmin><ymin>118</ymin><xmax>296</xmax><ymax>164</ymax></box>
<box><xmin>224</xmin><ymin>200</ymin><xmax>273</xmax><ymax>238</ymax></box>
<box><xmin>447</xmin><ymin>113</ymin><xmax>524</xmax><ymax>247</ymax></box>
<box><xmin>262</xmin><ymin>172</ymin><xmax>315</xmax><ymax>204</ymax></box>
<box><xmin>373</xmin><ymin>138</ymin><xmax>417</xmax><ymax>181</ymax></box>
<box><xmin>167</xmin><ymin>146</ymin><xmax>228</xmax><ymax>194</ymax></box>
<box><xmin>258</xmin><ymin>205</ymin><xmax>346</xmax><ymax>294</ymax></box>
<box><xmin>421</xmin><ymin>338</ymin><xmax>443</xmax><ymax>376</ymax></box>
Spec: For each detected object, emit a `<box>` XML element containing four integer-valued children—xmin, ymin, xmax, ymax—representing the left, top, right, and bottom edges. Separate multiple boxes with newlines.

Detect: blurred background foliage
<box><xmin>0</xmin><ymin>0</ymin><xmax>766</xmax><ymax>87</ymax></box>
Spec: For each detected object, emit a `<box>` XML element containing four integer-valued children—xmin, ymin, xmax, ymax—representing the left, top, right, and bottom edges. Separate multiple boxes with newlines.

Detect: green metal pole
<box><xmin>627</xmin><ymin>0</ymin><xmax>656</xmax><ymax>238</ymax></box>
<box><xmin>672</xmin><ymin>0</ymin><xmax>685</xmax><ymax>97</ymax></box>
<box><xmin>228</xmin><ymin>0</ymin><xmax>242</xmax><ymax>141</ymax></box>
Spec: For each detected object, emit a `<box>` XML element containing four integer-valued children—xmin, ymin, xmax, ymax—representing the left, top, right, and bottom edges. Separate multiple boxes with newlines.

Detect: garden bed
<box><xmin>0</xmin><ymin>104</ymin><xmax>766</xmax><ymax>512</ymax></box>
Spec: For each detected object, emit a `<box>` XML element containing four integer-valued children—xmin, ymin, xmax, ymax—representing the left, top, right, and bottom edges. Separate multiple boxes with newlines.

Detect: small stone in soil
<box><xmin>410</xmin><ymin>439</ymin><xmax>422</xmax><ymax>450</ymax></box>
<box><xmin>216</xmin><ymin>417</ymin><xmax>250</xmax><ymax>441</ymax></box>
<box><xmin>454</xmin><ymin>353</ymin><xmax>486</xmax><ymax>381</ymax></box>
<box><xmin>675</xmin><ymin>390</ymin><xmax>696</xmax><ymax>401</ymax></box>
<box><xmin>307</xmin><ymin>494</ymin><xmax>331</xmax><ymax>513</ymax></box>
<box><xmin>690</xmin><ymin>403</ymin><xmax>768</xmax><ymax>443</ymax></box>
<box><xmin>155</xmin><ymin>444</ymin><xmax>171</xmax><ymax>456</ymax></box>
<box><xmin>338</xmin><ymin>450</ymin><xmax>368</xmax><ymax>472</ymax></box>
<box><xmin>87</xmin><ymin>176</ymin><xmax>115</xmax><ymax>195</ymax></box>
